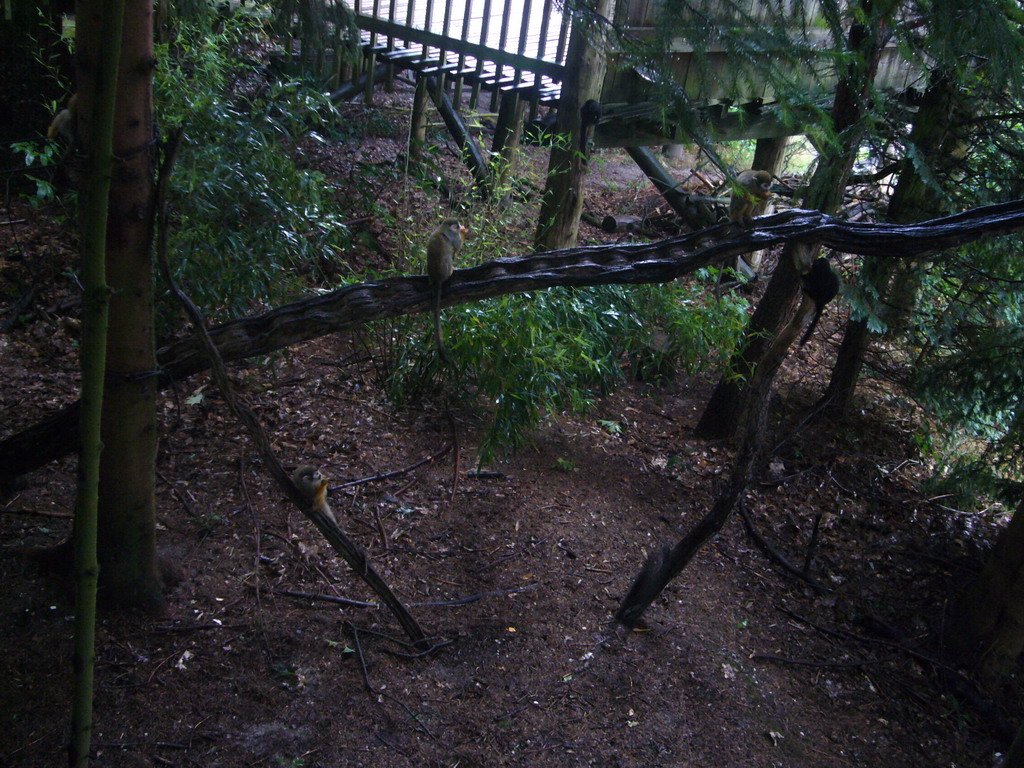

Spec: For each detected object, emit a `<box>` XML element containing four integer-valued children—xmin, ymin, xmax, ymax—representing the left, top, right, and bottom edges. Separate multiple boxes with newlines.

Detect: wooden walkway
<box><xmin>343</xmin><ymin>0</ymin><xmax>919</xmax><ymax>142</ymax></box>
<box><xmin>351</xmin><ymin>0</ymin><xmax>569</xmax><ymax>104</ymax></box>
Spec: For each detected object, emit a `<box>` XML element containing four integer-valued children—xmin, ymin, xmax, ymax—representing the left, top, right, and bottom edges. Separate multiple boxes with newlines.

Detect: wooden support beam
<box><xmin>364</xmin><ymin>50</ymin><xmax>378</xmax><ymax>105</ymax></box>
<box><xmin>355</xmin><ymin>13</ymin><xmax>566</xmax><ymax>80</ymax></box>
<box><xmin>626</xmin><ymin>146</ymin><xmax>716</xmax><ymax>230</ymax></box>
<box><xmin>493</xmin><ymin>94</ymin><xmax>528</xmax><ymax>201</ymax></box>
<box><xmin>408</xmin><ymin>74</ymin><xmax>429</xmax><ymax>165</ymax></box>
<box><xmin>329</xmin><ymin>62</ymin><xmax>391</xmax><ymax>102</ymax></box>
<box><xmin>534</xmin><ymin>0</ymin><xmax>613</xmax><ymax>251</ymax></box>
<box><xmin>491</xmin><ymin>90</ymin><xmax>519</xmax><ymax>156</ymax></box>
<box><xmin>426</xmin><ymin>74</ymin><xmax>492</xmax><ymax>196</ymax></box>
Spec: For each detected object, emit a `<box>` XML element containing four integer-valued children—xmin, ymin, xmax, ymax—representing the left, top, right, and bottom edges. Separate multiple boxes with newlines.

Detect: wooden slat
<box><xmin>355</xmin><ymin>14</ymin><xmax>566</xmax><ymax>80</ymax></box>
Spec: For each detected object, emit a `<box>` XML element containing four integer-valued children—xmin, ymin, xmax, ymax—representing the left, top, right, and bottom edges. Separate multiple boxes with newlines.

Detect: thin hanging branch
<box><xmin>153</xmin><ymin>129</ymin><xmax>431</xmax><ymax>650</ymax></box>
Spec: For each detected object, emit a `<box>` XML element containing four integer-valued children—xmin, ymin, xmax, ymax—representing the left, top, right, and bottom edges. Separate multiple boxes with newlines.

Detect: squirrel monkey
<box><xmin>728</xmin><ymin>169</ymin><xmax>772</xmax><ymax>227</ymax></box>
<box><xmin>426</xmin><ymin>217</ymin><xmax>467</xmax><ymax>362</ymax></box>
<box><xmin>579</xmin><ymin>99</ymin><xmax>603</xmax><ymax>157</ymax></box>
<box><xmin>47</xmin><ymin>94</ymin><xmax>78</xmax><ymax>144</ymax></box>
<box><xmin>292</xmin><ymin>464</ymin><xmax>337</xmax><ymax>525</ymax></box>
<box><xmin>798</xmin><ymin>257</ymin><xmax>840</xmax><ymax>346</ymax></box>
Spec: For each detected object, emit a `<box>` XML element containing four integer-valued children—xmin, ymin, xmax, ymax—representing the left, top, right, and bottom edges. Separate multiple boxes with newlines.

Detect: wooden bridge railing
<box><xmin>351</xmin><ymin>0</ymin><xmax>569</xmax><ymax>104</ymax></box>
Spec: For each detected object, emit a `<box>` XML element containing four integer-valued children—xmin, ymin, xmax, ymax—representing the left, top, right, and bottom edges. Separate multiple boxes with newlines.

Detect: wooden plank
<box><xmin>356</xmin><ymin>14</ymin><xmax>566</xmax><ymax>80</ymax></box>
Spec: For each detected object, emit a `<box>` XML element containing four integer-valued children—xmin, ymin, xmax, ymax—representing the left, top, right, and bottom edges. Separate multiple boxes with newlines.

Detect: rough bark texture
<box><xmin>694</xmin><ymin>8</ymin><xmax>883</xmax><ymax>440</ymax></box>
<box><xmin>823</xmin><ymin>73</ymin><xmax>964</xmax><ymax>416</ymax></box>
<box><xmin>946</xmin><ymin>498</ymin><xmax>1024</xmax><ymax>684</ymax></box>
<box><xmin>534</xmin><ymin>0</ymin><xmax>612</xmax><ymax>251</ymax></box>
<box><xmin>882</xmin><ymin>73</ymin><xmax>968</xmax><ymax>332</ymax></box>
<box><xmin>77</xmin><ymin>0</ymin><xmax>163</xmax><ymax>611</ymax></box>
<box><xmin>5</xmin><ymin>201</ymin><xmax>1024</xmax><ymax>483</ymax></box>
<box><xmin>407</xmin><ymin>74</ymin><xmax>429</xmax><ymax>165</ymax></box>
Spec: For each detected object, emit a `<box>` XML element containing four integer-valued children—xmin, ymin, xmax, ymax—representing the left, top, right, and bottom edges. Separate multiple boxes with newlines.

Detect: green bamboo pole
<box><xmin>69</xmin><ymin>0</ymin><xmax>125</xmax><ymax>763</ymax></box>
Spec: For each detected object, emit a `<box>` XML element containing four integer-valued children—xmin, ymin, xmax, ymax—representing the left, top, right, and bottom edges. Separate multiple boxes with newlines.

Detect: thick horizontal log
<box><xmin>5</xmin><ymin>199</ymin><xmax>1024</xmax><ymax>483</ymax></box>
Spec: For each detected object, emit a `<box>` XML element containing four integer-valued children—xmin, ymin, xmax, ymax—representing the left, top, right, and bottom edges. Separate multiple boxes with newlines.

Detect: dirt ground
<box><xmin>0</xmin><ymin>84</ymin><xmax>1018</xmax><ymax>768</ymax></box>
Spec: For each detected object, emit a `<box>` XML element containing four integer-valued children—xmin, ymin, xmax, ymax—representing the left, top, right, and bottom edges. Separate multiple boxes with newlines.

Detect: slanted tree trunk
<box><xmin>695</xmin><ymin>6</ymin><xmax>883</xmax><ymax>440</ymax></box>
<box><xmin>946</xmin><ymin>498</ymin><xmax>1024</xmax><ymax>684</ymax></box>
<box><xmin>534</xmin><ymin>0</ymin><xmax>613</xmax><ymax>251</ymax></box>
<box><xmin>823</xmin><ymin>72</ymin><xmax>965</xmax><ymax>416</ymax></box>
<box><xmin>77</xmin><ymin>0</ymin><xmax>163</xmax><ymax>611</ymax></box>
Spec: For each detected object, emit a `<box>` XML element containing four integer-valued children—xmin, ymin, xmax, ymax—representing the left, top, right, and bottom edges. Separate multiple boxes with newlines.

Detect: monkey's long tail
<box><xmin>433</xmin><ymin>289</ymin><xmax>451</xmax><ymax>363</ymax></box>
<box><xmin>798</xmin><ymin>308</ymin><xmax>824</xmax><ymax>347</ymax></box>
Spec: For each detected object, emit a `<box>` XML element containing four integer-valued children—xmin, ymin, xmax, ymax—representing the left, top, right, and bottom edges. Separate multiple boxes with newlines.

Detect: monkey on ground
<box><xmin>728</xmin><ymin>169</ymin><xmax>772</xmax><ymax>227</ymax></box>
<box><xmin>292</xmin><ymin>464</ymin><xmax>337</xmax><ymax>525</ymax></box>
<box><xmin>798</xmin><ymin>257</ymin><xmax>840</xmax><ymax>346</ymax></box>
<box><xmin>47</xmin><ymin>94</ymin><xmax>78</xmax><ymax>144</ymax></box>
<box><xmin>426</xmin><ymin>217</ymin><xmax>468</xmax><ymax>362</ymax></box>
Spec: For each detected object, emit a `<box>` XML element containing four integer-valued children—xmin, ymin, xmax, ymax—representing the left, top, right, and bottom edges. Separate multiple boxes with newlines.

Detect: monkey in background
<box><xmin>292</xmin><ymin>464</ymin><xmax>337</xmax><ymax>525</ymax></box>
<box><xmin>47</xmin><ymin>94</ymin><xmax>78</xmax><ymax>145</ymax></box>
<box><xmin>579</xmin><ymin>99</ymin><xmax>603</xmax><ymax>157</ymax></box>
<box><xmin>426</xmin><ymin>217</ymin><xmax>468</xmax><ymax>363</ymax></box>
<box><xmin>728</xmin><ymin>169</ymin><xmax>772</xmax><ymax>227</ymax></box>
<box><xmin>798</xmin><ymin>257</ymin><xmax>840</xmax><ymax>346</ymax></box>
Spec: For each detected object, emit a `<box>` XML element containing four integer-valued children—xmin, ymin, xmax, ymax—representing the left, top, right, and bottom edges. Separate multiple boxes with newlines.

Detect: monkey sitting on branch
<box><xmin>728</xmin><ymin>169</ymin><xmax>772</xmax><ymax>227</ymax></box>
<box><xmin>292</xmin><ymin>464</ymin><xmax>337</xmax><ymax>525</ymax></box>
<box><xmin>426</xmin><ymin>217</ymin><xmax>468</xmax><ymax>363</ymax></box>
<box><xmin>713</xmin><ymin>169</ymin><xmax>773</xmax><ymax>295</ymax></box>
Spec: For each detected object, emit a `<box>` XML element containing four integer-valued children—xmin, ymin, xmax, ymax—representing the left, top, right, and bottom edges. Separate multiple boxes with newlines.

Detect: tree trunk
<box><xmin>946</xmin><ymin>498</ymin><xmax>1024</xmax><ymax>684</ymax></box>
<box><xmin>695</xmin><ymin>8</ymin><xmax>883</xmax><ymax>440</ymax></box>
<box><xmin>534</xmin><ymin>0</ymin><xmax>613</xmax><ymax>251</ymax></box>
<box><xmin>882</xmin><ymin>73</ymin><xmax>967</xmax><ymax>334</ymax></box>
<box><xmin>77</xmin><ymin>0</ymin><xmax>163</xmax><ymax>611</ymax></box>
<box><xmin>742</xmin><ymin>136</ymin><xmax>789</xmax><ymax>274</ymax></box>
<box><xmin>407</xmin><ymin>74</ymin><xmax>428</xmax><ymax>166</ymax></box>
<box><xmin>822</xmin><ymin>72</ymin><xmax>964</xmax><ymax>416</ymax></box>
<box><xmin>1005</xmin><ymin>721</ymin><xmax>1024</xmax><ymax>768</ymax></box>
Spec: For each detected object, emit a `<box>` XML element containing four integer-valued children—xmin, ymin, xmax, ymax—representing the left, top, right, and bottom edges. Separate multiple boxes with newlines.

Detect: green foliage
<box><xmin>381</xmin><ymin>265</ymin><xmax>748</xmax><ymax>462</ymax></box>
<box><xmin>555</xmin><ymin>457</ymin><xmax>579</xmax><ymax>473</ymax></box>
<box><xmin>618</xmin><ymin>0</ymin><xmax>849</xmax><ymax>167</ymax></box>
<box><xmin>10</xmin><ymin>139</ymin><xmax>63</xmax><ymax>204</ymax></box>
<box><xmin>907</xmin><ymin>237</ymin><xmax>1024</xmax><ymax>503</ymax></box>
<box><xmin>155</xmin><ymin>15</ymin><xmax>352</xmax><ymax>324</ymax></box>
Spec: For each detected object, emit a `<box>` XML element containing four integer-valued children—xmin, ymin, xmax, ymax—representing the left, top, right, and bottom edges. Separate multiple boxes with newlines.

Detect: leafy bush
<box><xmin>909</xmin><ymin>237</ymin><xmax>1024</xmax><ymax>504</ymax></box>
<box><xmin>381</xmin><ymin>270</ymin><xmax>748</xmax><ymax>462</ymax></box>
<box><xmin>155</xmin><ymin>15</ymin><xmax>352</xmax><ymax>325</ymax></box>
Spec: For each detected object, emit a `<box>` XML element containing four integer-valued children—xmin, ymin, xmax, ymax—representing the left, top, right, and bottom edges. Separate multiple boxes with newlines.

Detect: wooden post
<box><xmin>469</xmin><ymin>0</ymin><xmax>493</xmax><ymax>109</ymax></box>
<box><xmin>427</xmin><ymin>74</ymin><xmax>492</xmax><ymax>196</ymax></box>
<box><xmin>534</xmin><ymin>0</ymin><xmax>614</xmax><ymax>251</ymax></box>
<box><xmin>491</xmin><ymin>89</ymin><xmax>519</xmax><ymax>155</ymax></box>
<box><xmin>409</xmin><ymin>75</ymin><xmax>429</xmax><ymax>165</ymax></box>
<box><xmin>363</xmin><ymin>49</ymin><xmax>377</xmax><ymax>105</ymax></box>
<box><xmin>493</xmin><ymin>93</ymin><xmax>528</xmax><ymax>200</ymax></box>
<box><xmin>452</xmin><ymin>0</ymin><xmax>474</xmax><ymax>108</ymax></box>
<box><xmin>490</xmin><ymin>0</ymin><xmax>514</xmax><ymax>112</ymax></box>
